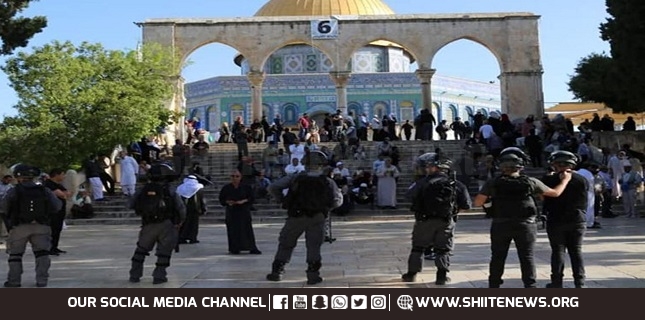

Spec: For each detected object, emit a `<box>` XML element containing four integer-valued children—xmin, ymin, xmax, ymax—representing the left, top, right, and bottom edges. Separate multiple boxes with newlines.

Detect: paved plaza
<box><xmin>1</xmin><ymin>216</ymin><xmax>644</xmax><ymax>288</ymax></box>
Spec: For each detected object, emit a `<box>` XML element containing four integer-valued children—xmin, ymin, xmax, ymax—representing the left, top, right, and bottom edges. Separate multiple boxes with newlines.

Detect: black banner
<box><xmin>0</xmin><ymin>289</ymin><xmax>640</xmax><ymax>318</ymax></box>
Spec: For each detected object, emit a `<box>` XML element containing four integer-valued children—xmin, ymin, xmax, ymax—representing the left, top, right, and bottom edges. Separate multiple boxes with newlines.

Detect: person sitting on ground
<box><xmin>352</xmin><ymin>140</ymin><xmax>367</xmax><ymax>160</ymax></box>
<box><xmin>284</xmin><ymin>158</ymin><xmax>306</xmax><ymax>175</ymax></box>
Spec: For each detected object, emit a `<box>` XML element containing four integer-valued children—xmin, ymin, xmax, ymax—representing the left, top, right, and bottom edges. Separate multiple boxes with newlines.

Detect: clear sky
<box><xmin>0</xmin><ymin>0</ymin><xmax>610</xmax><ymax>119</ymax></box>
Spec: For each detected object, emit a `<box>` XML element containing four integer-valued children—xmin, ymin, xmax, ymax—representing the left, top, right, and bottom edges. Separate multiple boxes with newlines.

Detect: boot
<box><xmin>306</xmin><ymin>261</ymin><xmax>323</xmax><ymax>285</ymax></box>
<box><xmin>401</xmin><ymin>272</ymin><xmax>417</xmax><ymax>282</ymax></box>
<box><xmin>435</xmin><ymin>270</ymin><xmax>451</xmax><ymax>285</ymax></box>
<box><xmin>545</xmin><ymin>275</ymin><xmax>563</xmax><ymax>288</ymax></box>
<box><xmin>266</xmin><ymin>261</ymin><xmax>286</xmax><ymax>282</ymax></box>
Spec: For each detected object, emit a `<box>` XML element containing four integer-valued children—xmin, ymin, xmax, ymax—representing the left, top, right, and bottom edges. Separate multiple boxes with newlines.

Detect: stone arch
<box><xmin>179</xmin><ymin>40</ymin><xmax>250</xmax><ymax>71</ymax></box>
<box><xmin>429</xmin><ymin>36</ymin><xmax>504</xmax><ymax>72</ymax></box>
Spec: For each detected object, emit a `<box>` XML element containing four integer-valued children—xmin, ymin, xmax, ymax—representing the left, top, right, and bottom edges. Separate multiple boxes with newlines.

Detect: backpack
<box><xmin>134</xmin><ymin>183</ymin><xmax>175</xmax><ymax>224</ymax></box>
<box><xmin>414</xmin><ymin>176</ymin><xmax>457</xmax><ymax>219</ymax></box>
<box><xmin>491</xmin><ymin>175</ymin><xmax>537</xmax><ymax>219</ymax></box>
<box><xmin>285</xmin><ymin>174</ymin><xmax>334</xmax><ymax>216</ymax></box>
<box><xmin>12</xmin><ymin>184</ymin><xmax>51</xmax><ymax>226</ymax></box>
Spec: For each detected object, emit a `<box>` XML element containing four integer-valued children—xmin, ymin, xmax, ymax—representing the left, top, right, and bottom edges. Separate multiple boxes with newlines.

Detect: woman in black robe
<box><xmin>218</xmin><ymin>170</ymin><xmax>261</xmax><ymax>255</ymax></box>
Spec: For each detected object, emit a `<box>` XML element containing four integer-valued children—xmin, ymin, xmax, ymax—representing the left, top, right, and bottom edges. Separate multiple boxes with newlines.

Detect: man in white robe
<box><xmin>119</xmin><ymin>150</ymin><xmax>139</xmax><ymax>197</ymax></box>
<box><xmin>376</xmin><ymin>158</ymin><xmax>400</xmax><ymax>208</ymax></box>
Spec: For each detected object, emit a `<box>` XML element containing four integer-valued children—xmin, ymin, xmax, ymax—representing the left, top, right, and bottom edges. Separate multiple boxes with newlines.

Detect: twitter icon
<box><xmin>351</xmin><ymin>295</ymin><xmax>368</xmax><ymax>310</ymax></box>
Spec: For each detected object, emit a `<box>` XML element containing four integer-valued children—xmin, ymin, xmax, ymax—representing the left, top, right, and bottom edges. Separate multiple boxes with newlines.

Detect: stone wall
<box><xmin>590</xmin><ymin>131</ymin><xmax>645</xmax><ymax>153</ymax></box>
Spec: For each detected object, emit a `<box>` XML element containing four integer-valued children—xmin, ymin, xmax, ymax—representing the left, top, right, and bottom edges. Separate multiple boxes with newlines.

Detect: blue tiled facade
<box><xmin>185</xmin><ymin>72</ymin><xmax>501</xmax><ymax>132</ymax></box>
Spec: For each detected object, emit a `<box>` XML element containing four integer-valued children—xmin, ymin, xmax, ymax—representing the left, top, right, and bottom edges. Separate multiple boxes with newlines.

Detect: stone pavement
<box><xmin>0</xmin><ymin>215</ymin><xmax>644</xmax><ymax>288</ymax></box>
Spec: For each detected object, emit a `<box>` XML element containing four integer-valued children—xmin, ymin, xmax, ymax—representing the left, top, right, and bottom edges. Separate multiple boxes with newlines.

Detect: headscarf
<box><xmin>176</xmin><ymin>175</ymin><xmax>204</xmax><ymax>198</ymax></box>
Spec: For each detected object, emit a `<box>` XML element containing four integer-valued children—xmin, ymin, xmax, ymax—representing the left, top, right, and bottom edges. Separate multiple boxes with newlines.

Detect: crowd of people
<box><xmin>1</xmin><ymin>107</ymin><xmax>643</xmax><ymax>288</ymax></box>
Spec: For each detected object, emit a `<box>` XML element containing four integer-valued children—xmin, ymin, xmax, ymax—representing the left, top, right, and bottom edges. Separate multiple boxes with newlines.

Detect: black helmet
<box><xmin>417</xmin><ymin>153</ymin><xmax>453</xmax><ymax>170</ymax></box>
<box><xmin>498</xmin><ymin>147</ymin><xmax>530</xmax><ymax>168</ymax></box>
<box><xmin>148</xmin><ymin>162</ymin><xmax>178</xmax><ymax>181</ymax></box>
<box><xmin>12</xmin><ymin>164</ymin><xmax>41</xmax><ymax>178</ymax></box>
<box><xmin>548</xmin><ymin>150</ymin><xmax>579</xmax><ymax>167</ymax></box>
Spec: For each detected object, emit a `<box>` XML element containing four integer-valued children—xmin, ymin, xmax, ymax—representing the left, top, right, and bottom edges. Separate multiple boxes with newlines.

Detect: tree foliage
<box><xmin>568</xmin><ymin>0</ymin><xmax>645</xmax><ymax>113</ymax></box>
<box><xmin>0</xmin><ymin>41</ymin><xmax>181</xmax><ymax>169</ymax></box>
<box><xmin>568</xmin><ymin>53</ymin><xmax>622</xmax><ymax>106</ymax></box>
<box><xmin>0</xmin><ymin>0</ymin><xmax>47</xmax><ymax>55</ymax></box>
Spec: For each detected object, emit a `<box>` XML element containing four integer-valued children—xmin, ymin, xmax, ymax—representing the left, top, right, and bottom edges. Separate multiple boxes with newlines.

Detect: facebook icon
<box><xmin>273</xmin><ymin>295</ymin><xmax>289</xmax><ymax>310</ymax></box>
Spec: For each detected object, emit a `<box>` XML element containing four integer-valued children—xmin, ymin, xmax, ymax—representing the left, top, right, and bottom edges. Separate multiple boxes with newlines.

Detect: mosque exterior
<box><xmin>184</xmin><ymin>0</ymin><xmax>502</xmax><ymax>132</ymax></box>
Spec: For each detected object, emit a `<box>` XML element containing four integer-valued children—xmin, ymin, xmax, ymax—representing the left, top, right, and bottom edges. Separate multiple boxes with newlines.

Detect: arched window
<box><xmin>373</xmin><ymin>102</ymin><xmax>388</xmax><ymax>120</ymax></box>
<box><xmin>399</xmin><ymin>101</ymin><xmax>414</xmax><ymax>122</ymax></box>
<box><xmin>348</xmin><ymin>102</ymin><xmax>361</xmax><ymax>117</ymax></box>
<box><xmin>445</xmin><ymin>104</ymin><xmax>458</xmax><ymax>122</ymax></box>
<box><xmin>431</xmin><ymin>102</ymin><xmax>441</xmax><ymax>122</ymax></box>
<box><xmin>262</xmin><ymin>104</ymin><xmax>271</xmax><ymax>119</ymax></box>
<box><xmin>207</xmin><ymin>105</ymin><xmax>218</xmax><ymax>132</ymax></box>
<box><xmin>230</xmin><ymin>104</ymin><xmax>245</xmax><ymax>125</ymax></box>
<box><xmin>478</xmin><ymin>108</ymin><xmax>489</xmax><ymax>118</ymax></box>
<box><xmin>283</xmin><ymin>103</ymin><xmax>298</xmax><ymax>125</ymax></box>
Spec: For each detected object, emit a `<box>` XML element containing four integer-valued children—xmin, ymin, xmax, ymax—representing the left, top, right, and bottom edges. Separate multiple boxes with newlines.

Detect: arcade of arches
<box><xmin>140</xmin><ymin>0</ymin><xmax>543</xmax><ymax>139</ymax></box>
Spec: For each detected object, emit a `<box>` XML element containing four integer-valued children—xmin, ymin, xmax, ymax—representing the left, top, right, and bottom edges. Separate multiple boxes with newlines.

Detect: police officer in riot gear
<box><xmin>402</xmin><ymin>153</ymin><xmax>471</xmax><ymax>285</ymax></box>
<box><xmin>1</xmin><ymin>165</ymin><xmax>61</xmax><ymax>288</ymax></box>
<box><xmin>128</xmin><ymin>162</ymin><xmax>185</xmax><ymax>284</ymax></box>
<box><xmin>266</xmin><ymin>164</ymin><xmax>343</xmax><ymax>285</ymax></box>
<box><xmin>474</xmin><ymin>147</ymin><xmax>572</xmax><ymax>288</ymax></box>
<box><xmin>542</xmin><ymin>151</ymin><xmax>588</xmax><ymax>288</ymax></box>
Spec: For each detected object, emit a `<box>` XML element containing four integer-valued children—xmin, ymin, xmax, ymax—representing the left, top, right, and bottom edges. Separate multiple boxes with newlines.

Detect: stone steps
<box><xmin>88</xmin><ymin>140</ymin><xmax>644</xmax><ymax>224</ymax></box>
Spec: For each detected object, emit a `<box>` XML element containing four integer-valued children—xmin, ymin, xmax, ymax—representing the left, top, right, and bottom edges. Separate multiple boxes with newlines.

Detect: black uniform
<box><xmin>128</xmin><ymin>182</ymin><xmax>186</xmax><ymax>284</ymax></box>
<box><xmin>542</xmin><ymin>172</ymin><xmax>588</xmax><ymax>288</ymax></box>
<box><xmin>404</xmin><ymin>172</ymin><xmax>471</xmax><ymax>284</ymax></box>
<box><xmin>43</xmin><ymin>179</ymin><xmax>67</xmax><ymax>254</ymax></box>
<box><xmin>479</xmin><ymin>174</ymin><xmax>549</xmax><ymax>288</ymax></box>
<box><xmin>266</xmin><ymin>173</ymin><xmax>343</xmax><ymax>284</ymax></box>
<box><xmin>2</xmin><ymin>181</ymin><xmax>61</xmax><ymax>288</ymax></box>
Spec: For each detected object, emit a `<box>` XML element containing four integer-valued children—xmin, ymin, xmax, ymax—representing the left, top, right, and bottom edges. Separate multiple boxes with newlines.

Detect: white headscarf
<box><xmin>176</xmin><ymin>175</ymin><xmax>204</xmax><ymax>198</ymax></box>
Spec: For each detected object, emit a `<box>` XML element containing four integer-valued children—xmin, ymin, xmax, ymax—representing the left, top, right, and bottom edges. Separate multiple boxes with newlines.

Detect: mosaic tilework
<box><xmin>284</xmin><ymin>54</ymin><xmax>303</xmax><ymax>74</ymax></box>
<box><xmin>305</xmin><ymin>54</ymin><xmax>318</xmax><ymax>72</ymax></box>
<box><xmin>271</xmin><ymin>56</ymin><xmax>283</xmax><ymax>74</ymax></box>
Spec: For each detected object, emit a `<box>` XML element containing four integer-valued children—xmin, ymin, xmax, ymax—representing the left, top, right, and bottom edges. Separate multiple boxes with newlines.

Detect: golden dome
<box><xmin>255</xmin><ymin>0</ymin><xmax>395</xmax><ymax>17</ymax></box>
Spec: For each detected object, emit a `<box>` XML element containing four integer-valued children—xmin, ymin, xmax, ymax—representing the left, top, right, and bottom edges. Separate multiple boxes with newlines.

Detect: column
<box><xmin>415</xmin><ymin>68</ymin><xmax>436</xmax><ymax>110</ymax></box>
<box><xmin>329</xmin><ymin>71</ymin><xmax>352</xmax><ymax>115</ymax></box>
<box><xmin>165</xmin><ymin>75</ymin><xmax>185</xmax><ymax>146</ymax></box>
<box><xmin>247</xmin><ymin>70</ymin><xmax>266</xmax><ymax>121</ymax></box>
<box><xmin>498</xmin><ymin>70</ymin><xmax>544</xmax><ymax>120</ymax></box>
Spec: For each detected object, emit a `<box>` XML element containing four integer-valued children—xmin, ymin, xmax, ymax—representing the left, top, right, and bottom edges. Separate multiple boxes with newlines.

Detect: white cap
<box><xmin>360</xmin><ymin>183</ymin><xmax>368</xmax><ymax>188</ymax></box>
<box><xmin>336</xmin><ymin>162</ymin><xmax>343</xmax><ymax>166</ymax></box>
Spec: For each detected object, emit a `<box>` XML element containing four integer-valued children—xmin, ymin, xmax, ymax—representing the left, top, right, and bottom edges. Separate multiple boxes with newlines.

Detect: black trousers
<box><xmin>546</xmin><ymin>222</ymin><xmax>586</xmax><ymax>287</ymax></box>
<box><xmin>50</xmin><ymin>209</ymin><xmax>66</xmax><ymax>251</ymax></box>
<box><xmin>99</xmin><ymin>172</ymin><xmax>115</xmax><ymax>194</ymax></box>
<box><xmin>407</xmin><ymin>218</ymin><xmax>455</xmax><ymax>274</ymax></box>
<box><xmin>601</xmin><ymin>190</ymin><xmax>614</xmax><ymax>217</ymax></box>
<box><xmin>489</xmin><ymin>219</ymin><xmax>537</xmax><ymax>288</ymax></box>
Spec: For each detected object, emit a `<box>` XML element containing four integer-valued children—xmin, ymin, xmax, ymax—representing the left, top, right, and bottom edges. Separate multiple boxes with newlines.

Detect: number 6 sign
<box><xmin>311</xmin><ymin>19</ymin><xmax>339</xmax><ymax>39</ymax></box>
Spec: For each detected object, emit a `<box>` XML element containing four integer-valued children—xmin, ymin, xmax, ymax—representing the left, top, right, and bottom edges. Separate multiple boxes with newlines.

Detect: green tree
<box><xmin>0</xmin><ymin>0</ymin><xmax>47</xmax><ymax>55</ymax></box>
<box><xmin>0</xmin><ymin>41</ymin><xmax>181</xmax><ymax>169</ymax></box>
<box><xmin>598</xmin><ymin>0</ymin><xmax>645</xmax><ymax>113</ymax></box>
<box><xmin>568</xmin><ymin>53</ymin><xmax>622</xmax><ymax>107</ymax></box>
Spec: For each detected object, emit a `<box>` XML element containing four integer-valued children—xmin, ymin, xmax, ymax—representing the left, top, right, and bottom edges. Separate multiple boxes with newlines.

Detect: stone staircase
<box><xmin>69</xmin><ymin>140</ymin><xmax>641</xmax><ymax>225</ymax></box>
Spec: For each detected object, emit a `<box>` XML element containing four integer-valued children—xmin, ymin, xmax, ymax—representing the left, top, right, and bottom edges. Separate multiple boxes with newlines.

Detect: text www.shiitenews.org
<box><xmin>416</xmin><ymin>297</ymin><xmax>579</xmax><ymax>308</ymax></box>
